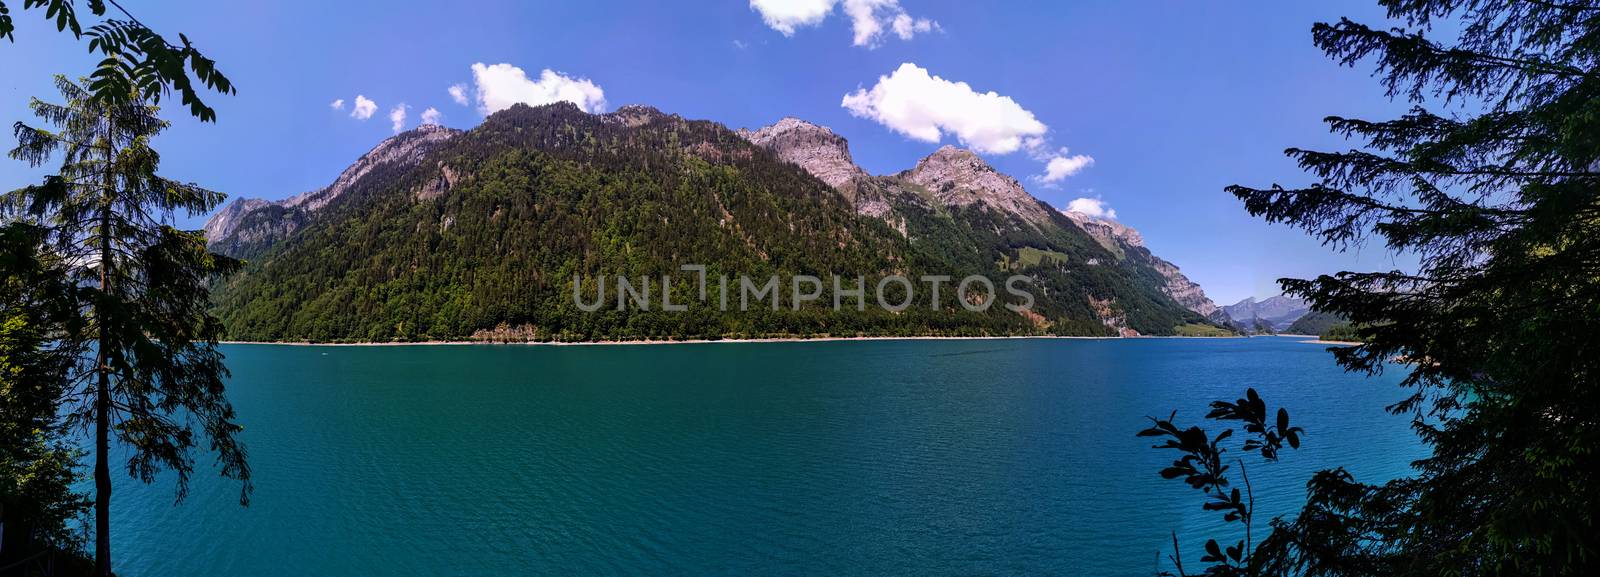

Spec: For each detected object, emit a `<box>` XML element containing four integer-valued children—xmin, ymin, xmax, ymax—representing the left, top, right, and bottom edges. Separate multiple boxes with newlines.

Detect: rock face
<box><xmin>735</xmin><ymin>118</ymin><xmax>916</xmax><ymax>221</ymax></box>
<box><xmin>286</xmin><ymin>123</ymin><xmax>461</xmax><ymax>212</ymax></box>
<box><xmin>1061</xmin><ymin>210</ymin><xmax>1219</xmax><ymax>318</ymax></box>
<box><xmin>1220</xmin><ymin>295</ymin><xmax>1311</xmax><ymax>332</ymax></box>
<box><xmin>737</xmin><ymin>118</ymin><xmax>865</xmax><ymax>190</ymax></box>
<box><xmin>737</xmin><ymin>119</ymin><xmax>1055</xmax><ymax>229</ymax></box>
<box><xmin>735</xmin><ymin>120</ymin><xmax>1061</xmax><ymax>228</ymax></box>
<box><xmin>1152</xmin><ymin>260</ymin><xmax>1219</xmax><ymax>319</ymax></box>
<box><xmin>737</xmin><ymin>117</ymin><xmax>1221</xmax><ymax>329</ymax></box>
<box><xmin>1061</xmin><ymin>210</ymin><xmax>1142</xmax><ymax>251</ymax></box>
<box><xmin>604</xmin><ymin>104</ymin><xmax>670</xmax><ymax>128</ymax></box>
<box><xmin>903</xmin><ymin>145</ymin><xmax>1057</xmax><ymax>227</ymax></box>
<box><xmin>204</xmin><ymin>123</ymin><xmax>462</xmax><ymax>256</ymax></box>
<box><xmin>202</xmin><ymin>197</ymin><xmax>270</xmax><ymax>243</ymax></box>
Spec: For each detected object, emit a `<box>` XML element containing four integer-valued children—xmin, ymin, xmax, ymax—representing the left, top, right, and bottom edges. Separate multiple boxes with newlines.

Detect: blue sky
<box><xmin>0</xmin><ymin>0</ymin><xmax>1420</xmax><ymax>305</ymax></box>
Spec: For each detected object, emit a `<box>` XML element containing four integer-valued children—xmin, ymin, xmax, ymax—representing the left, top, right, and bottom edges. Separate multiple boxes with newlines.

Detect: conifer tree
<box><xmin>1149</xmin><ymin>2</ymin><xmax>1598</xmax><ymax>575</ymax></box>
<box><xmin>0</xmin><ymin>222</ymin><xmax>89</xmax><ymax>565</ymax></box>
<box><xmin>4</xmin><ymin>75</ymin><xmax>249</xmax><ymax>577</ymax></box>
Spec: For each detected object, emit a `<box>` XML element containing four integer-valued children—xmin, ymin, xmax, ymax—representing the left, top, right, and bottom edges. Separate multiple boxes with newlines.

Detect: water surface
<box><xmin>107</xmin><ymin>337</ymin><xmax>1420</xmax><ymax>576</ymax></box>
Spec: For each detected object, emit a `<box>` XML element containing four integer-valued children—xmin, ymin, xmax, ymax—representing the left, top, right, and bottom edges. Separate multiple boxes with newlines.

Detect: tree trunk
<box><xmin>94</xmin><ymin>108</ymin><xmax>114</xmax><ymax>577</ymax></box>
<box><xmin>94</xmin><ymin>365</ymin><xmax>110</xmax><ymax>577</ymax></box>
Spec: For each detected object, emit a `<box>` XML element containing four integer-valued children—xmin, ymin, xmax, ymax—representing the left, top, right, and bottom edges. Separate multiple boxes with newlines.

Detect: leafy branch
<box><xmin>0</xmin><ymin>0</ymin><xmax>234</xmax><ymax>121</ymax></box>
<box><xmin>1139</xmin><ymin>388</ymin><xmax>1304</xmax><ymax>577</ymax></box>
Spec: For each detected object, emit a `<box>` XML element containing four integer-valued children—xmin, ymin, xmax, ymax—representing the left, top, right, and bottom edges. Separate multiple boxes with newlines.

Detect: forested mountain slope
<box><xmin>207</xmin><ymin>103</ymin><xmax>1216</xmax><ymax>342</ymax></box>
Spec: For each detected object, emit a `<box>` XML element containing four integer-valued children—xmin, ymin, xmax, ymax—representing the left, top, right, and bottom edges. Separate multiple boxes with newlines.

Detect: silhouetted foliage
<box><xmin>1141</xmin><ymin>389</ymin><xmax>1303</xmax><ymax>577</ymax></box>
<box><xmin>0</xmin><ymin>0</ymin><xmax>234</xmax><ymax>121</ymax></box>
<box><xmin>1149</xmin><ymin>1</ymin><xmax>1600</xmax><ymax>575</ymax></box>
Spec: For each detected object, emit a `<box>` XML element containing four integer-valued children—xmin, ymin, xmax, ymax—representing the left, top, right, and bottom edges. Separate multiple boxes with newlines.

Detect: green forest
<box><xmin>211</xmin><ymin>103</ymin><xmax>1209</xmax><ymax>342</ymax></box>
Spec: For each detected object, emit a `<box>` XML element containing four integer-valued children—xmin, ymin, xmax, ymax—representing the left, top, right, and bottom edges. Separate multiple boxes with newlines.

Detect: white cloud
<box><xmin>890</xmin><ymin>12</ymin><xmax>937</xmax><ymax>40</ymax></box>
<box><xmin>842</xmin><ymin>0</ymin><xmax>937</xmax><ymax>47</ymax></box>
<box><xmin>420</xmin><ymin>107</ymin><xmax>442</xmax><ymax>125</ymax></box>
<box><xmin>1040</xmin><ymin>153</ymin><xmax>1095</xmax><ymax>183</ymax></box>
<box><xmin>470</xmin><ymin>62</ymin><xmax>607</xmax><ymax>115</ymax></box>
<box><xmin>329</xmin><ymin>99</ymin><xmax>344</xmax><ymax>110</ymax></box>
<box><xmin>389</xmin><ymin>103</ymin><xmax>409</xmax><ymax>133</ymax></box>
<box><xmin>750</xmin><ymin>0</ymin><xmax>935</xmax><ymax>47</ymax></box>
<box><xmin>842</xmin><ymin>63</ymin><xmax>1046</xmax><ymax>155</ymax></box>
<box><xmin>350</xmin><ymin>95</ymin><xmax>377</xmax><ymax>120</ymax></box>
<box><xmin>448</xmin><ymin>84</ymin><xmax>469</xmax><ymax>106</ymax></box>
<box><xmin>749</xmin><ymin>0</ymin><xmax>834</xmax><ymax>36</ymax></box>
<box><xmin>845</xmin><ymin>63</ymin><xmax>1098</xmax><ymax>182</ymax></box>
<box><xmin>1067</xmin><ymin>197</ymin><xmax>1117</xmax><ymax>220</ymax></box>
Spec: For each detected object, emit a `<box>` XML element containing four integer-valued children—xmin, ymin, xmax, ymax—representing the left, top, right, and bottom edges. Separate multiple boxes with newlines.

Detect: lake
<box><xmin>103</xmin><ymin>337</ymin><xmax>1421</xmax><ymax>576</ymax></box>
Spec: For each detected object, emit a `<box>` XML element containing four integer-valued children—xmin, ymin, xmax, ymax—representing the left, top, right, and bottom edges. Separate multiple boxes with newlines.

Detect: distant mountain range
<box><xmin>1215</xmin><ymin>295</ymin><xmax>1312</xmax><ymax>332</ymax></box>
<box><xmin>204</xmin><ymin>103</ymin><xmax>1224</xmax><ymax>342</ymax></box>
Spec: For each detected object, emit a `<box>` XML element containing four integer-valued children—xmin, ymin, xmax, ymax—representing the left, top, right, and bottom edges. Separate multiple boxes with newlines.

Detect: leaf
<box><xmin>1</xmin><ymin>6</ymin><xmax>14</xmax><ymax>43</ymax></box>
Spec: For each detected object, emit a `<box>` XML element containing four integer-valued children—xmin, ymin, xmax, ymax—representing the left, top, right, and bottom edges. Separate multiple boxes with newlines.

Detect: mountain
<box><xmin>1218</xmin><ymin>295</ymin><xmax>1311</xmax><ymax>332</ymax></box>
<box><xmin>1057</xmin><ymin>211</ymin><xmax>1218</xmax><ymax>319</ymax></box>
<box><xmin>206</xmin><ymin>123</ymin><xmax>463</xmax><ymax>259</ymax></box>
<box><xmin>733</xmin><ymin>117</ymin><xmax>1219</xmax><ymax>320</ymax></box>
<box><xmin>736</xmin><ymin>118</ymin><xmax>865</xmax><ymax>190</ymax></box>
<box><xmin>1284</xmin><ymin>310</ymin><xmax>1345</xmax><ymax>336</ymax></box>
<box><xmin>901</xmin><ymin>145</ymin><xmax>1060</xmax><ymax>227</ymax></box>
<box><xmin>205</xmin><ymin>103</ymin><xmax>1220</xmax><ymax>342</ymax></box>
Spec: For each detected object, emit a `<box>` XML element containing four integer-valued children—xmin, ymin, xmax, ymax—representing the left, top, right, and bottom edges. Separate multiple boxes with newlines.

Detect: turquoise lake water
<box><xmin>102</xmin><ymin>337</ymin><xmax>1421</xmax><ymax>576</ymax></box>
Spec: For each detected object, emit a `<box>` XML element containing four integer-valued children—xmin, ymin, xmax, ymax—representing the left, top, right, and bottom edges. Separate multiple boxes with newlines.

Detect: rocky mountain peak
<box><xmin>203</xmin><ymin>124</ymin><xmax>461</xmax><ymax>248</ymax></box>
<box><xmin>604</xmin><ymin>104</ymin><xmax>668</xmax><ymax>127</ymax></box>
<box><xmin>202</xmin><ymin>197</ymin><xmax>270</xmax><ymax>244</ymax></box>
<box><xmin>738</xmin><ymin>117</ymin><xmax>865</xmax><ymax>189</ymax></box>
<box><xmin>905</xmin><ymin>145</ymin><xmax>1053</xmax><ymax>225</ymax></box>
<box><xmin>280</xmin><ymin>124</ymin><xmax>461</xmax><ymax>212</ymax></box>
<box><xmin>1256</xmin><ymin>295</ymin><xmax>1308</xmax><ymax>314</ymax></box>
<box><xmin>410</xmin><ymin>122</ymin><xmax>455</xmax><ymax>134</ymax></box>
<box><xmin>908</xmin><ymin>145</ymin><xmax>1003</xmax><ymax>192</ymax></box>
<box><xmin>749</xmin><ymin>117</ymin><xmax>829</xmax><ymax>136</ymax></box>
<box><xmin>614</xmin><ymin>104</ymin><xmax>660</xmax><ymax>115</ymax></box>
<box><xmin>921</xmin><ymin>144</ymin><xmax>982</xmax><ymax>165</ymax></box>
<box><xmin>1060</xmin><ymin>210</ymin><xmax>1145</xmax><ymax>248</ymax></box>
<box><xmin>1219</xmin><ymin>295</ymin><xmax>1312</xmax><ymax>331</ymax></box>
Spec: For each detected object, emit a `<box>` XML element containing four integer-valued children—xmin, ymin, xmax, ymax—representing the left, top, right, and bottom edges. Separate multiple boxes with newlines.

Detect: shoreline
<box><xmin>219</xmin><ymin>334</ymin><xmax>1279</xmax><ymax>347</ymax></box>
